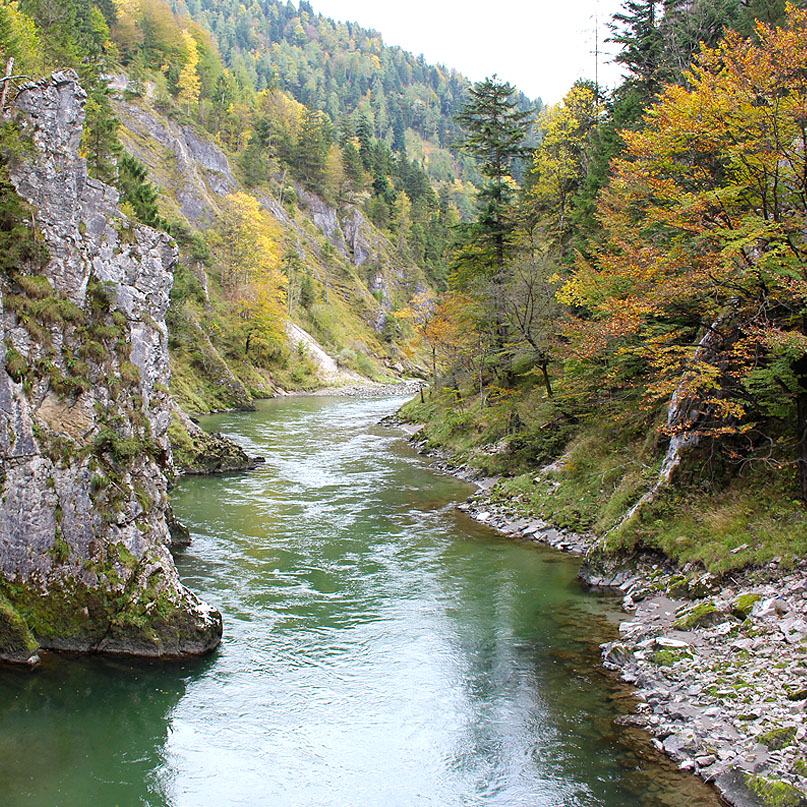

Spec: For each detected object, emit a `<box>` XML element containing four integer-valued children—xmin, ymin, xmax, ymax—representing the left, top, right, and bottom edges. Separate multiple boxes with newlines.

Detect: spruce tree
<box><xmin>82</xmin><ymin>76</ymin><xmax>122</xmax><ymax>184</ymax></box>
<box><xmin>454</xmin><ymin>76</ymin><xmax>531</xmax><ymax>362</ymax></box>
<box><xmin>608</xmin><ymin>0</ymin><xmax>665</xmax><ymax>108</ymax></box>
<box><xmin>455</xmin><ymin>75</ymin><xmax>530</xmax><ymax>281</ymax></box>
<box><xmin>116</xmin><ymin>153</ymin><xmax>165</xmax><ymax>229</ymax></box>
<box><xmin>355</xmin><ymin>115</ymin><xmax>374</xmax><ymax>172</ymax></box>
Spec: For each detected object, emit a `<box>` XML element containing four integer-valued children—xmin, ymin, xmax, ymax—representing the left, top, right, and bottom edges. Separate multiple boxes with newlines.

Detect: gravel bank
<box><xmin>310</xmin><ymin>380</ymin><xmax>425</xmax><ymax>398</ymax></box>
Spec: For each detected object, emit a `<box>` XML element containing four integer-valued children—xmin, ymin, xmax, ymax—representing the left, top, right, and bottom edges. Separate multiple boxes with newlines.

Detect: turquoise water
<box><xmin>0</xmin><ymin>395</ymin><xmax>722</xmax><ymax>806</ymax></box>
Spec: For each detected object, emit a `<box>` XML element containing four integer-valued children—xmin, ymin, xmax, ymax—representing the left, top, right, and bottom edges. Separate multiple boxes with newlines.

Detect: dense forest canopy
<box><xmin>0</xmin><ymin>0</ymin><xmax>504</xmax><ymax>408</ymax></box>
<box><xmin>168</xmin><ymin>0</ymin><xmax>538</xmax><ymax>153</ymax></box>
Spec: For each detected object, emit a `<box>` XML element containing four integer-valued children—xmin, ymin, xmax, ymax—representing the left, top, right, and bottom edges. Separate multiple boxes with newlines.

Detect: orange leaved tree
<box><xmin>563</xmin><ymin>7</ymin><xmax>807</xmax><ymax>499</ymax></box>
<box><xmin>398</xmin><ymin>290</ymin><xmax>475</xmax><ymax>393</ymax></box>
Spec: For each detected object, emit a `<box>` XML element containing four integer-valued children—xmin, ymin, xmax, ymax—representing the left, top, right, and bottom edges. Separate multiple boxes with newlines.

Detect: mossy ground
<box><xmin>732</xmin><ymin>593</ymin><xmax>761</xmax><ymax>619</ymax></box>
<box><xmin>0</xmin><ymin>576</ymin><xmax>118</xmax><ymax>647</ymax></box>
<box><xmin>0</xmin><ymin>593</ymin><xmax>39</xmax><ymax>659</ymax></box>
<box><xmin>0</xmin><ymin>543</ymin><xmax>209</xmax><ymax>654</ymax></box>
<box><xmin>760</xmin><ymin>727</ymin><xmax>798</xmax><ymax>751</ymax></box>
<box><xmin>0</xmin><ymin>541</ymin><xmax>142</xmax><ymax>649</ymax></box>
<box><xmin>671</xmin><ymin>602</ymin><xmax>725</xmax><ymax>630</ymax></box>
<box><xmin>744</xmin><ymin>774</ymin><xmax>807</xmax><ymax>807</ymax></box>
<box><xmin>651</xmin><ymin>647</ymin><xmax>693</xmax><ymax>666</ymax></box>
<box><xmin>400</xmin><ymin>383</ymin><xmax>807</xmax><ymax>574</ymax></box>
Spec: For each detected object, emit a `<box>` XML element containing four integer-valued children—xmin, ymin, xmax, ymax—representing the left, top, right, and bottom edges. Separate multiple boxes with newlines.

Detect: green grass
<box><xmin>402</xmin><ymin>381</ymin><xmax>807</xmax><ymax>573</ymax></box>
<box><xmin>401</xmin><ymin>384</ymin><xmax>577</xmax><ymax>477</ymax></box>
<box><xmin>614</xmin><ymin>468</ymin><xmax>807</xmax><ymax>572</ymax></box>
<box><xmin>486</xmin><ymin>415</ymin><xmax>659</xmax><ymax>533</ymax></box>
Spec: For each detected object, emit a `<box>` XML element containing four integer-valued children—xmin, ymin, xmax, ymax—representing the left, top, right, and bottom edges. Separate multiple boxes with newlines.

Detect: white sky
<box><xmin>308</xmin><ymin>0</ymin><xmax>628</xmax><ymax>105</ymax></box>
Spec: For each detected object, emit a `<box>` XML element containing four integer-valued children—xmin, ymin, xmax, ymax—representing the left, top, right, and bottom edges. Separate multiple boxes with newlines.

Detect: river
<box><xmin>0</xmin><ymin>395</ymin><xmax>723</xmax><ymax>806</ymax></box>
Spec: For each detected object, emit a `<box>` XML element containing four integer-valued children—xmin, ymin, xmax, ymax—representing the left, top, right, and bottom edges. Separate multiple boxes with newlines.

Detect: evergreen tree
<box><xmin>355</xmin><ymin>114</ymin><xmax>373</xmax><ymax>172</ymax></box>
<box><xmin>455</xmin><ymin>75</ymin><xmax>531</xmax><ymax>281</ymax></box>
<box><xmin>660</xmin><ymin>0</ymin><xmax>741</xmax><ymax>79</ymax></box>
<box><xmin>608</xmin><ymin>0</ymin><xmax>665</xmax><ymax>109</ymax></box>
<box><xmin>116</xmin><ymin>153</ymin><xmax>165</xmax><ymax>229</ymax></box>
<box><xmin>294</xmin><ymin>108</ymin><xmax>332</xmax><ymax>193</ymax></box>
<box><xmin>737</xmin><ymin>0</ymin><xmax>790</xmax><ymax>33</ymax></box>
<box><xmin>340</xmin><ymin>138</ymin><xmax>364</xmax><ymax>192</ymax></box>
<box><xmin>391</xmin><ymin>109</ymin><xmax>406</xmax><ymax>153</ymax></box>
<box><xmin>82</xmin><ymin>76</ymin><xmax>122</xmax><ymax>184</ymax></box>
<box><xmin>454</xmin><ymin>76</ymin><xmax>531</xmax><ymax>366</ymax></box>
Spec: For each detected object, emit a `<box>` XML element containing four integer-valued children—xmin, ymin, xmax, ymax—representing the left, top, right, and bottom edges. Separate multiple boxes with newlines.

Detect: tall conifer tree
<box><xmin>455</xmin><ymin>75</ymin><xmax>530</xmax><ymax>282</ymax></box>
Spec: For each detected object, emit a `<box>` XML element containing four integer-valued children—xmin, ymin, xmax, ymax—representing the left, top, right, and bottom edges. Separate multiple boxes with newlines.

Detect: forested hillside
<box><xmin>401</xmin><ymin>0</ymin><xmax>807</xmax><ymax>573</ymax></box>
<box><xmin>168</xmin><ymin>0</ymin><xmax>540</xmax><ymax>201</ymax></box>
<box><xmin>0</xmin><ymin>0</ymin><xmax>488</xmax><ymax>420</ymax></box>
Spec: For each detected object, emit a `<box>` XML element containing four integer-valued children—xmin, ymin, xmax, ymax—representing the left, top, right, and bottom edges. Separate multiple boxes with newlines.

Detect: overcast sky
<box><xmin>308</xmin><ymin>0</ymin><xmax>628</xmax><ymax>105</ymax></box>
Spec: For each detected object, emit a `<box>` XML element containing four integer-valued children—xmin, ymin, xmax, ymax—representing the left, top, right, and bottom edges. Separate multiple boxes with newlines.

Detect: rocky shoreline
<box><xmin>309</xmin><ymin>379</ymin><xmax>425</xmax><ymax>399</ymax></box>
<box><xmin>170</xmin><ymin>406</ymin><xmax>264</xmax><ymax>479</ymax></box>
<box><xmin>395</xmin><ymin>421</ymin><xmax>807</xmax><ymax>807</ymax></box>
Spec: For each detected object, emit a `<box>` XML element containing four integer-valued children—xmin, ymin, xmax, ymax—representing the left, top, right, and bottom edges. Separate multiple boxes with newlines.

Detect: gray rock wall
<box><xmin>0</xmin><ymin>72</ymin><xmax>221</xmax><ymax>664</ymax></box>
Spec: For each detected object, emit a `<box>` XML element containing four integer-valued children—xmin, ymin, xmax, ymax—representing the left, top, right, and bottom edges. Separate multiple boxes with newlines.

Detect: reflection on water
<box><xmin>0</xmin><ymin>654</ymin><xmax>206</xmax><ymax>807</ymax></box>
<box><xmin>0</xmin><ymin>396</ymin><xmax>723</xmax><ymax>806</ymax></box>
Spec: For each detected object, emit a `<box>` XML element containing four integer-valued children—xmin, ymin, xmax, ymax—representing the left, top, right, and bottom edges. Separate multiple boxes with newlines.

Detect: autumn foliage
<box><xmin>214</xmin><ymin>193</ymin><xmax>287</xmax><ymax>356</ymax></box>
<box><xmin>558</xmin><ymin>7</ymin><xmax>807</xmax><ymax>496</ymax></box>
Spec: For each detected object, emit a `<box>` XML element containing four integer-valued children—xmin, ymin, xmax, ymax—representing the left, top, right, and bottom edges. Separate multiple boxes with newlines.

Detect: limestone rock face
<box><xmin>0</xmin><ymin>71</ymin><xmax>222</xmax><ymax>663</ymax></box>
<box><xmin>340</xmin><ymin>206</ymin><xmax>379</xmax><ymax>268</ymax></box>
<box><xmin>114</xmin><ymin>99</ymin><xmax>236</xmax><ymax>226</ymax></box>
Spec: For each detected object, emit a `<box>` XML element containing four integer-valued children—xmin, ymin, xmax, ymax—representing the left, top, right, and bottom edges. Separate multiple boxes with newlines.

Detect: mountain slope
<box><xmin>109</xmin><ymin>78</ymin><xmax>432</xmax><ymax>412</ymax></box>
<box><xmin>171</xmin><ymin>0</ymin><xmax>539</xmax><ymax>152</ymax></box>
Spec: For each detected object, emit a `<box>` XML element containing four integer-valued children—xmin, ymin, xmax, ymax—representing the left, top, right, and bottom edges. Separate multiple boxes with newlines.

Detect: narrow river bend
<box><xmin>0</xmin><ymin>395</ymin><xmax>723</xmax><ymax>806</ymax></box>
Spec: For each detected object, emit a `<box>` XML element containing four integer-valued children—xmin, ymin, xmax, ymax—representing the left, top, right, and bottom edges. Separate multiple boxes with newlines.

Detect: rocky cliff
<box><xmin>0</xmin><ymin>72</ymin><xmax>221</xmax><ymax>665</ymax></box>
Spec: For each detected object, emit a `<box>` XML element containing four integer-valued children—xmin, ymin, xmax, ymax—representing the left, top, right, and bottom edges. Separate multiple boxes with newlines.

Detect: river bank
<box><xmin>390</xmin><ymin>420</ymin><xmax>807</xmax><ymax>807</ymax></box>
<box><xmin>308</xmin><ymin>379</ymin><xmax>425</xmax><ymax>398</ymax></box>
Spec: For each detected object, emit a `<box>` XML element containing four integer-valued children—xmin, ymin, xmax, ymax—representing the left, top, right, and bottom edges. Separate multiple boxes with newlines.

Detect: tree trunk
<box><xmin>0</xmin><ymin>58</ymin><xmax>14</xmax><ymax>113</ymax></box>
<box><xmin>594</xmin><ymin>313</ymin><xmax>730</xmax><ymax>548</ymax></box>
<box><xmin>540</xmin><ymin>360</ymin><xmax>552</xmax><ymax>397</ymax></box>
<box><xmin>796</xmin><ymin>385</ymin><xmax>807</xmax><ymax>502</ymax></box>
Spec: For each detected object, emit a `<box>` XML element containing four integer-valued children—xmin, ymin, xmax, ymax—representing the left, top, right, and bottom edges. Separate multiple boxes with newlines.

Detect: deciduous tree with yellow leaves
<box><xmin>398</xmin><ymin>289</ymin><xmax>474</xmax><ymax>392</ymax></box>
<box><xmin>177</xmin><ymin>29</ymin><xmax>200</xmax><ymax>114</ymax></box>
<box><xmin>215</xmin><ymin>193</ymin><xmax>287</xmax><ymax>355</ymax></box>
<box><xmin>563</xmin><ymin>6</ymin><xmax>807</xmax><ymax>498</ymax></box>
<box><xmin>528</xmin><ymin>81</ymin><xmax>602</xmax><ymax>257</ymax></box>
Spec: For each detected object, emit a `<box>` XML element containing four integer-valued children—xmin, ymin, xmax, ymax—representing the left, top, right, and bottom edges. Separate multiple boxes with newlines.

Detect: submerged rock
<box><xmin>0</xmin><ymin>71</ymin><xmax>222</xmax><ymax>664</ymax></box>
